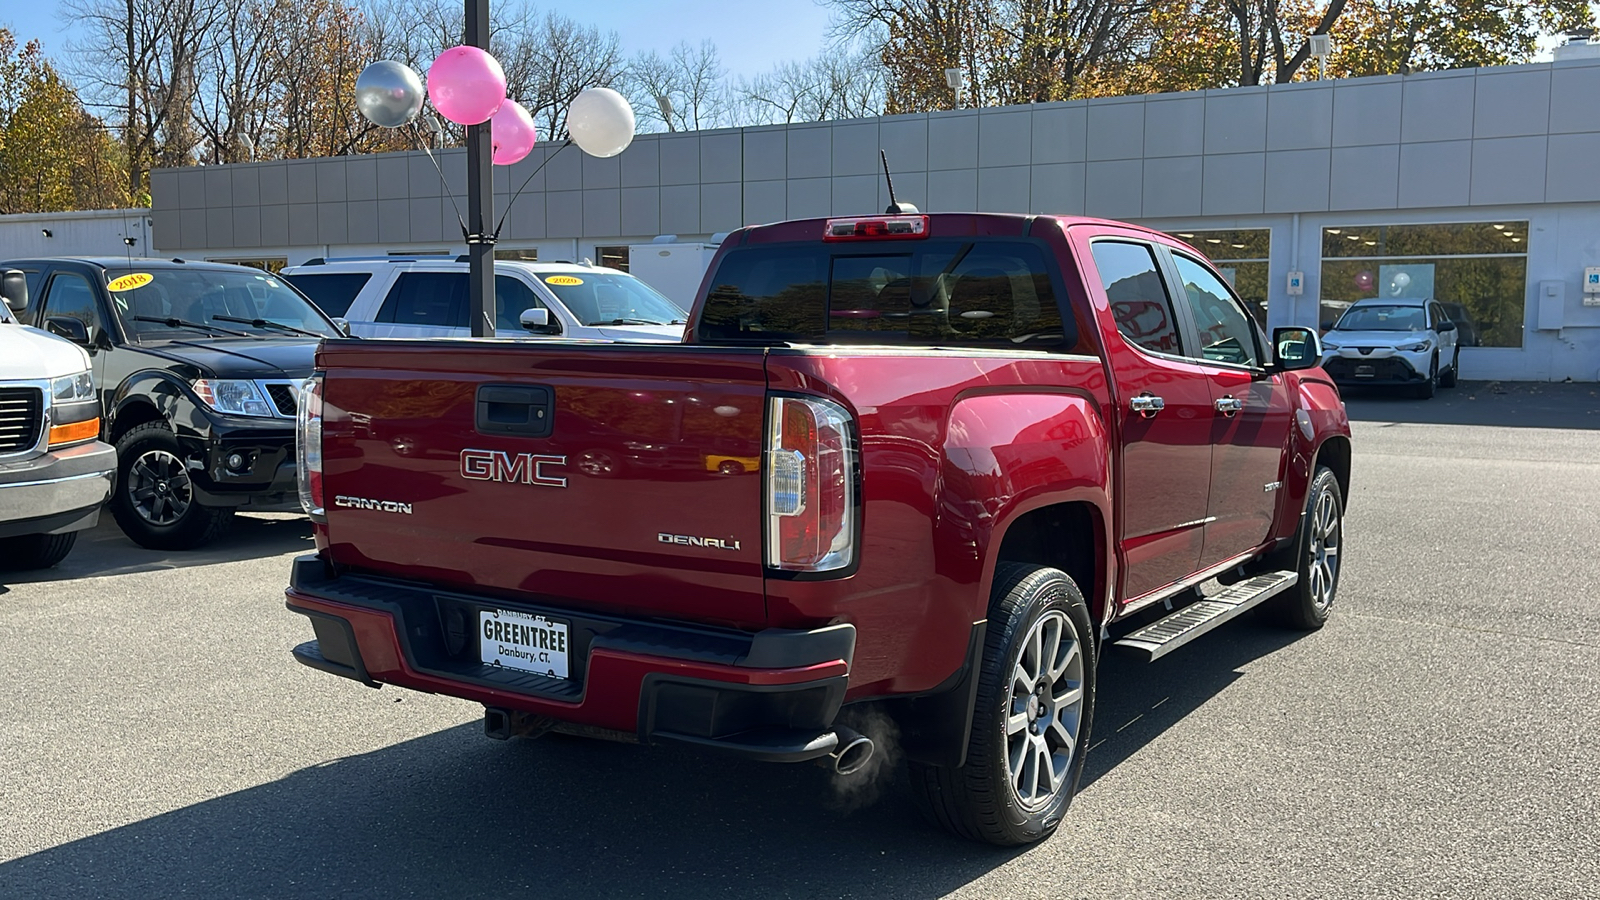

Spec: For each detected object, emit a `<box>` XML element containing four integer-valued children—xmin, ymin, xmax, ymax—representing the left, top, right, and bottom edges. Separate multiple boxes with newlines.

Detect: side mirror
<box><xmin>1</xmin><ymin>269</ymin><xmax>28</xmax><ymax>313</ymax></box>
<box><xmin>1271</xmin><ymin>326</ymin><xmax>1322</xmax><ymax>372</ymax></box>
<box><xmin>331</xmin><ymin>317</ymin><xmax>352</xmax><ymax>337</ymax></box>
<box><xmin>1437</xmin><ymin>320</ymin><xmax>1456</xmax><ymax>332</ymax></box>
<box><xmin>45</xmin><ymin>316</ymin><xmax>91</xmax><ymax>346</ymax></box>
<box><xmin>519</xmin><ymin>307</ymin><xmax>558</xmax><ymax>334</ymax></box>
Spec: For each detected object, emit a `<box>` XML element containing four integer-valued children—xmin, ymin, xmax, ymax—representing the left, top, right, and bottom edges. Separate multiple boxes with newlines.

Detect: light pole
<box><xmin>464</xmin><ymin>0</ymin><xmax>495</xmax><ymax>337</ymax></box>
<box><xmin>944</xmin><ymin>67</ymin><xmax>965</xmax><ymax>109</ymax></box>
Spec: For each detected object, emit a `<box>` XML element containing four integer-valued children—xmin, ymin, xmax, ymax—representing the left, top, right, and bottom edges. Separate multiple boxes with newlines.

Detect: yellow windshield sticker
<box><xmin>544</xmin><ymin>275</ymin><xmax>584</xmax><ymax>286</ymax></box>
<box><xmin>107</xmin><ymin>272</ymin><xmax>154</xmax><ymax>292</ymax></box>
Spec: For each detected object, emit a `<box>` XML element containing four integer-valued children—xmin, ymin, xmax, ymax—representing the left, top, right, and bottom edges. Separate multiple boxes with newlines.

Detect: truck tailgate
<box><xmin>317</xmin><ymin>341</ymin><xmax>769</xmax><ymax>627</ymax></box>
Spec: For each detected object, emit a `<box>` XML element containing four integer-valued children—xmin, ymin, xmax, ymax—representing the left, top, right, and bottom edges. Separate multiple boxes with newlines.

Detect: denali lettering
<box><xmin>460</xmin><ymin>449</ymin><xmax>568</xmax><ymax>487</ymax></box>
<box><xmin>658</xmin><ymin>532</ymin><xmax>742</xmax><ymax>551</ymax></box>
<box><xmin>333</xmin><ymin>495</ymin><xmax>412</xmax><ymax>514</ymax></box>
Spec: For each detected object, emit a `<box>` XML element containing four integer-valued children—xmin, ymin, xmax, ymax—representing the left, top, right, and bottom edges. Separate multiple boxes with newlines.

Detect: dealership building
<box><xmin>147</xmin><ymin>53</ymin><xmax>1600</xmax><ymax>381</ymax></box>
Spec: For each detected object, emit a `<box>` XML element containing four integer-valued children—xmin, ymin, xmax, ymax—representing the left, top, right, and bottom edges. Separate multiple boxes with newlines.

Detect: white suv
<box><xmin>280</xmin><ymin>257</ymin><xmax>687</xmax><ymax>342</ymax></box>
<box><xmin>1320</xmin><ymin>298</ymin><xmax>1461</xmax><ymax>398</ymax></box>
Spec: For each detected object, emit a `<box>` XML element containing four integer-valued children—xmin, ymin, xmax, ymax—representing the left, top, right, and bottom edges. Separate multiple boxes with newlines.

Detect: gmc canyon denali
<box><xmin>285</xmin><ymin>211</ymin><xmax>1351</xmax><ymax>845</ymax></box>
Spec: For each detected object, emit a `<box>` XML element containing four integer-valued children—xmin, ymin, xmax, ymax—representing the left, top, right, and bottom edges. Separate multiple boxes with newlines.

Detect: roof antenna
<box><xmin>881</xmin><ymin>150</ymin><xmax>919</xmax><ymax>215</ymax></box>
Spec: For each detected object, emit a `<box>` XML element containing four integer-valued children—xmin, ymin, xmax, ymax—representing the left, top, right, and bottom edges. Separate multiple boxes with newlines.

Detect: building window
<box><xmin>1320</xmin><ymin>222</ymin><xmax>1528</xmax><ymax>347</ymax></box>
<box><xmin>208</xmin><ymin>257</ymin><xmax>287</xmax><ymax>274</ymax></box>
<box><xmin>495</xmin><ymin>247</ymin><xmax>538</xmax><ymax>261</ymax></box>
<box><xmin>596</xmin><ymin>246</ymin><xmax>629</xmax><ymax>271</ymax></box>
<box><xmin>1166</xmin><ymin>229</ymin><xmax>1270</xmax><ymax>325</ymax></box>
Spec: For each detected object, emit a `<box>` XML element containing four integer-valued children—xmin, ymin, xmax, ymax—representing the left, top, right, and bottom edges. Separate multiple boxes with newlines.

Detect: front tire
<box><xmin>1264</xmin><ymin>466</ymin><xmax>1344</xmax><ymax>630</ymax></box>
<box><xmin>909</xmin><ymin>563</ymin><xmax>1097</xmax><ymax>845</ymax></box>
<box><xmin>1412</xmin><ymin>355</ymin><xmax>1438</xmax><ymax>399</ymax></box>
<box><xmin>1439</xmin><ymin>349</ymin><xmax>1459</xmax><ymax>388</ymax></box>
<box><xmin>109</xmin><ymin>422</ymin><xmax>233</xmax><ymax>551</ymax></box>
<box><xmin>0</xmin><ymin>531</ymin><xmax>80</xmax><ymax>570</ymax></box>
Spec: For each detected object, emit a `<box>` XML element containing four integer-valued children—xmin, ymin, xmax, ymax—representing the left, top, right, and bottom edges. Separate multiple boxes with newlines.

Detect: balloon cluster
<box><xmin>354</xmin><ymin>49</ymin><xmax>635</xmax><ymax>163</ymax></box>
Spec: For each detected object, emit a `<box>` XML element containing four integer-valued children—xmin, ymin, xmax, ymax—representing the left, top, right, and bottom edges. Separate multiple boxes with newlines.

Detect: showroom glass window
<box><xmin>1166</xmin><ymin>229</ymin><xmax>1270</xmax><ymax>326</ymax></box>
<box><xmin>1320</xmin><ymin>222</ymin><xmax>1528</xmax><ymax>347</ymax></box>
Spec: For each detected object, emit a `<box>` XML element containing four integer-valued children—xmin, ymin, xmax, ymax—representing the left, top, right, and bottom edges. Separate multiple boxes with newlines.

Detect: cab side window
<box><xmin>1171</xmin><ymin>254</ymin><xmax>1260</xmax><ymax>368</ymax></box>
<box><xmin>1090</xmin><ymin>241</ymin><xmax>1182</xmax><ymax>356</ymax></box>
<box><xmin>42</xmin><ymin>272</ymin><xmax>103</xmax><ymax>337</ymax></box>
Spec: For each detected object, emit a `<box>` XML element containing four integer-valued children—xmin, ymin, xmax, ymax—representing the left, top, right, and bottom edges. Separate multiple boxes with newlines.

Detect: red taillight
<box><xmin>822</xmin><ymin>215</ymin><xmax>929</xmax><ymax>241</ymax></box>
<box><xmin>765</xmin><ymin>395</ymin><xmax>856</xmax><ymax>572</ymax></box>
<box><xmin>297</xmin><ymin>374</ymin><xmax>324</xmax><ymax>518</ymax></box>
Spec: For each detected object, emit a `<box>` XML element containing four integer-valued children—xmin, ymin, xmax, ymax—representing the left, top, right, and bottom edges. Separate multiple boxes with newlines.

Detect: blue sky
<box><xmin>2</xmin><ymin>1</ymin><xmax>837</xmax><ymax>81</ymax></box>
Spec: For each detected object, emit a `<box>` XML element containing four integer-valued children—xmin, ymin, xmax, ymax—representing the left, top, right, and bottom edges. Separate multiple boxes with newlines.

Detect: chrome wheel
<box><xmin>1006</xmin><ymin>610</ymin><xmax>1085</xmax><ymax>810</ymax></box>
<box><xmin>1307</xmin><ymin>484</ymin><xmax>1341</xmax><ymax>612</ymax></box>
<box><xmin>127</xmin><ymin>449</ymin><xmax>193</xmax><ymax>526</ymax></box>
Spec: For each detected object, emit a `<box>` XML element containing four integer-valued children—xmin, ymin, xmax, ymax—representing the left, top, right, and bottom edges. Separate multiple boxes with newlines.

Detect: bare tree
<box><xmin>624</xmin><ymin>40</ymin><xmax>734</xmax><ymax>133</ymax></box>
<box><xmin>66</xmin><ymin>0</ymin><xmax>222</xmax><ymax>195</ymax></box>
<box><xmin>738</xmin><ymin>44</ymin><xmax>886</xmax><ymax>125</ymax></box>
<box><xmin>521</xmin><ymin>12</ymin><xmax>625</xmax><ymax>140</ymax></box>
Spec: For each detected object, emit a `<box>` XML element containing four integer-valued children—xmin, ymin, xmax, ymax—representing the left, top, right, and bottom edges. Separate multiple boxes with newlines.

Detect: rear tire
<box><xmin>0</xmin><ymin>531</ymin><xmax>80</xmax><ymax>570</ymax></box>
<box><xmin>109</xmin><ymin>422</ymin><xmax>233</xmax><ymax>551</ymax></box>
<box><xmin>909</xmin><ymin>563</ymin><xmax>1097</xmax><ymax>846</ymax></box>
<box><xmin>1264</xmin><ymin>466</ymin><xmax>1344</xmax><ymax>630</ymax></box>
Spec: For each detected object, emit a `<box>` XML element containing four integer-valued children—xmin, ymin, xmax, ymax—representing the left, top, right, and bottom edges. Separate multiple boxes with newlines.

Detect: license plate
<box><xmin>1354</xmin><ymin>365</ymin><xmax>1375</xmax><ymax>377</ymax></box>
<box><xmin>480</xmin><ymin>609</ymin><xmax>569</xmax><ymax>679</ymax></box>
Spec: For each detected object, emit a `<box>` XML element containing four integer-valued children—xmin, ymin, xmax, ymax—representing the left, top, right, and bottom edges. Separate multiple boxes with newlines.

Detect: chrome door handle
<box><xmin>1215</xmin><ymin>396</ymin><xmax>1243</xmax><ymax>416</ymax></box>
<box><xmin>1130</xmin><ymin>394</ymin><xmax>1165</xmax><ymax>418</ymax></box>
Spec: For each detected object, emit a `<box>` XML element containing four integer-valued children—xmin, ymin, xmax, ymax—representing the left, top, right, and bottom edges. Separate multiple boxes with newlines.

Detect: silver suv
<box><xmin>281</xmin><ymin>257</ymin><xmax>687</xmax><ymax>342</ymax></box>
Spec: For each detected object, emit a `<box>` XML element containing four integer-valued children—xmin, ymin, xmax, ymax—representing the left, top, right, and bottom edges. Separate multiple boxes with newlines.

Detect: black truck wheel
<box><xmin>109</xmin><ymin>422</ymin><xmax>232</xmax><ymax>551</ymax></box>
<box><xmin>0</xmin><ymin>532</ymin><xmax>79</xmax><ymax>570</ymax></box>
<box><xmin>909</xmin><ymin>563</ymin><xmax>1097</xmax><ymax>846</ymax></box>
<box><xmin>1263</xmin><ymin>466</ymin><xmax>1344</xmax><ymax>630</ymax></box>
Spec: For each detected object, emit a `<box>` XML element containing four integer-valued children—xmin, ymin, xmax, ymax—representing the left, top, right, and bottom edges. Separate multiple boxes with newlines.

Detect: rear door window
<box><xmin>698</xmin><ymin>239</ymin><xmax>1069</xmax><ymax>348</ymax></box>
<box><xmin>1090</xmin><ymin>241</ymin><xmax>1182</xmax><ymax>356</ymax></box>
<box><xmin>282</xmin><ymin>272</ymin><xmax>371</xmax><ymax>317</ymax></box>
<box><xmin>377</xmin><ymin>272</ymin><xmax>468</xmax><ymax>328</ymax></box>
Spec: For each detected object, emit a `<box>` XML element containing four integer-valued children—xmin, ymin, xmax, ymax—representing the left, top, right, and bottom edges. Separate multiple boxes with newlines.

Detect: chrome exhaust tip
<box><xmin>828</xmin><ymin>725</ymin><xmax>876</xmax><ymax>776</ymax></box>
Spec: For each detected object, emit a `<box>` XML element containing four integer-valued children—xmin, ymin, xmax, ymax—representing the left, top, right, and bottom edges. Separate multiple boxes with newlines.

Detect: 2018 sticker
<box><xmin>107</xmin><ymin>273</ymin><xmax>154</xmax><ymax>292</ymax></box>
<box><xmin>544</xmin><ymin>275</ymin><xmax>583</xmax><ymax>286</ymax></box>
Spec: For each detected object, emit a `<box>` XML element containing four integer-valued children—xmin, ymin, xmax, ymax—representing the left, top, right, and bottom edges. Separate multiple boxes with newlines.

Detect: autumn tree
<box><xmin>1329</xmin><ymin>0</ymin><xmax>1595</xmax><ymax>75</ymax></box>
<box><xmin>0</xmin><ymin>29</ymin><xmax>130</xmax><ymax>213</ymax></box>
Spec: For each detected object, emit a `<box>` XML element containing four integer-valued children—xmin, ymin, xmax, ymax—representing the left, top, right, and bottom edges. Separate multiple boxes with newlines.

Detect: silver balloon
<box><xmin>356</xmin><ymin>61</ymin><xmax>425</xmax><ymax>129</ymax></box>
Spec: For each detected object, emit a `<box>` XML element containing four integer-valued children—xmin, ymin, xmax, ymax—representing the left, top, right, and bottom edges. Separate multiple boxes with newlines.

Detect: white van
<box><xmin>0</xmin><ymin>269</ymin><xmax>116</xmax><ymax>569</ymax></box>
<box><xmin>280</xmin><ymin>257</ymin><xmax>687</xmax><ymax>342</ymax></box>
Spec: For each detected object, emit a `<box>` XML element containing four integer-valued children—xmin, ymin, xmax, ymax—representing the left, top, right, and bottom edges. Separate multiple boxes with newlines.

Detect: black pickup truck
<box><xmin>0</xmin><ymin>258</ymin><xmax>344</xmax><ymax>549</ymax></box>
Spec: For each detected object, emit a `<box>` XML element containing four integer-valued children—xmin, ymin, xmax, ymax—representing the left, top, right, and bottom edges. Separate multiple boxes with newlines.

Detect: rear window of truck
<box><xmin>697</xmin><ymin>239</ymin><xmax>1073</xmax><ymax>348</ymax></box>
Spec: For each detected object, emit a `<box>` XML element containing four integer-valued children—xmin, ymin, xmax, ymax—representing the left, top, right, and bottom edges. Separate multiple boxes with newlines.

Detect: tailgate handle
<box><xmin>475</xmin><ymin>384</ymin><xmax>554</xmax><ymax>438</ymax></box>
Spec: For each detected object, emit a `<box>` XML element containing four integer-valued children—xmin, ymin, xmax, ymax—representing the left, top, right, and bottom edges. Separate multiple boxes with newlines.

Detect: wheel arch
<box><xmin>1314</xmin><ymin>434</ymin><xmax>1352</xmax><ymax>508</ymax></box>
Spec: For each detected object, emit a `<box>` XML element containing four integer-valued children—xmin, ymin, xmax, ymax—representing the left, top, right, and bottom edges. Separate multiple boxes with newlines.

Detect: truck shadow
<box><xmin>0</xmin><ymin>513</ymin><xmax>311</xmax><ymax>584</ymax></box>
<box><xmin>0</xmin><ymin>622</ymin><xmax>1306</xmax><ymax>899</ymax></box>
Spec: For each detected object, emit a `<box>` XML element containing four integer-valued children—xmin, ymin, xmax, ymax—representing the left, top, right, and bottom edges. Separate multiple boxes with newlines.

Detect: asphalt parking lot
<box><xmin>2</xmin><ymin>382</ymin><xmax>1598</xmax><ymax>899</ymax></box>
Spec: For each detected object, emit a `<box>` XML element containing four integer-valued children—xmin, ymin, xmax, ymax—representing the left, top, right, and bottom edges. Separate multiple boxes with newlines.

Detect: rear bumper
<box><xmin>0</xmin><ymin>441</ymin><xmax>115</xmax><ymax>538</ymax></box>
<box><xmin>284</xmin><ymin>555</ymin><xmax>856</xmax><ymax>762</ymax></box>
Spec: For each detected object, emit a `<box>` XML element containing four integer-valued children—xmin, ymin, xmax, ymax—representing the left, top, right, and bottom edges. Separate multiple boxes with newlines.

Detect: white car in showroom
<box><xmin>280</xmin><ymin>256</ymin><xmax>686</xmax><ymax>342</ymax></box>
<box><xmin>1320</xmin><ymin>298</ymin><xmax>1461</xmax><ymax>398</ymax></box>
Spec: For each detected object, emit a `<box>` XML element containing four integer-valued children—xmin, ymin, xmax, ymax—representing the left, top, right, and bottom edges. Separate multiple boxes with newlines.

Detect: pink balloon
<box><xmin>1354</xmin><ymin>270</ymin><xmax>1374</xmax><ymax>292</ymax></box>
<box><xmin>427</xmin><ymin>45</ymin><xmax>506</xmax><ymax>125</ymax></box>
<box><xmin>490</xmin><ymin>100</ymin><xmax>537</xmax><ymax>165</ymax></box>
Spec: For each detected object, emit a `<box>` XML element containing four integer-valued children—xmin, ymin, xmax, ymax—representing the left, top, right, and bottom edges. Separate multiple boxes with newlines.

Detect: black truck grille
<box><xmin>264</xmin><ymin>383</ymin><xmax>299</xmax><ymax>417</ymax></box>
<box><xmin>0</xmin><ymin>386</ymin><xmax>44</xmax><ymax>453</ymax></box>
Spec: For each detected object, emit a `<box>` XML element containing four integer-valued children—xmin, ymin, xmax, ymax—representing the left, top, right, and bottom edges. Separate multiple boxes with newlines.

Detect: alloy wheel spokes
<box><xmin>1007</xmin><ymin>607</ymin><xmax>1085</xmax><ymax>810</ymax></box>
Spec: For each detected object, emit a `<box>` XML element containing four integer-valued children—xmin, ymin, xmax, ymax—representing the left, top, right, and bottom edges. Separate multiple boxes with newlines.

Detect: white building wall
<box><xmin>152</xmin><ymin>57</ymin><xmax>1600</xmax><ymax>380</ymax></box>
<box><xmin>0</xmin><ymin>209</ymin><xmax>152</xmax><ymax>259</ymax></box>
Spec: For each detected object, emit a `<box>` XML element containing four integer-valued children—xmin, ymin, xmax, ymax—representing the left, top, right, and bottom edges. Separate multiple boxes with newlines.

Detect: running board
<box><xmin>1113</xmin><ymin>571</ymin><xmax>1298</xmax><ymax>662</ymax></box>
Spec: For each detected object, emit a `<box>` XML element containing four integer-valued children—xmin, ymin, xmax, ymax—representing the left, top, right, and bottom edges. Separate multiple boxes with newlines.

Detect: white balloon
<box><xmin>568</xmin><ymin>87</ymin><xmax>636</xmax><ymax>158</ymax></box>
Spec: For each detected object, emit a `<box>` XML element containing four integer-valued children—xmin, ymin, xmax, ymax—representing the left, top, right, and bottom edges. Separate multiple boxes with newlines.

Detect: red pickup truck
<box><xmin>286</xmin><ymin>211</ymin><xmax>1350</xmax><ymax>845</ymax></box>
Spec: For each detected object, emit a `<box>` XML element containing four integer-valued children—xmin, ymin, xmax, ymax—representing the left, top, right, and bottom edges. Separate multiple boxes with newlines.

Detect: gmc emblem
<box><xmin>460</xmin><ymin>449</ymin><xmax>568</xmax><ymax>488</ymax></box>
